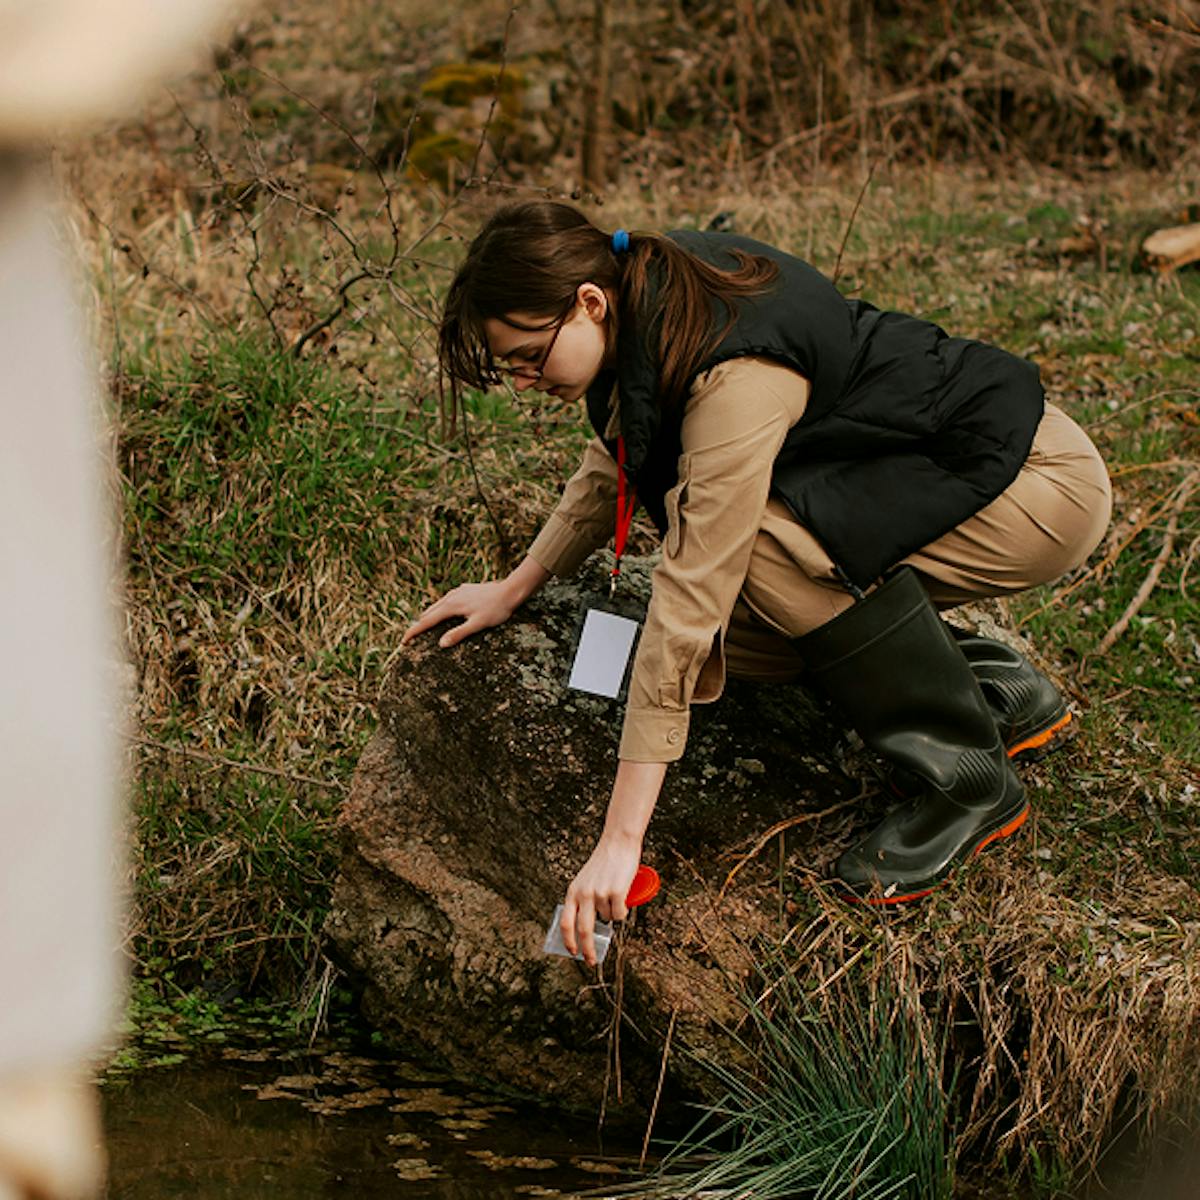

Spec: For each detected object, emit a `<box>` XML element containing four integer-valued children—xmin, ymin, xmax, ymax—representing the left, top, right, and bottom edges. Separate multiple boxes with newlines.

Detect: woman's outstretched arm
<box><xmin>559</xmin><ymin>760</ymin><xmax>668</xmax><ymax>966</ymax></box>
<box><xmin>560</xmin><ymin>358</ymin><xmax>808</xmax><ymax>963</ymax></box>
<box><xmin>403</xmin><ymin>437</ymin><xmax>619</xmax><ymax>648</ymax></box>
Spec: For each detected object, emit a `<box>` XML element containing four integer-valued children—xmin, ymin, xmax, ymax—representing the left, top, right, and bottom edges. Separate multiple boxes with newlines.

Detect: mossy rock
<box><xmin>406</xmin><ymin>133</ymin><xmax>478</xmax><ymax>185</ymax></box>
<box><xmin>420</xmin><ymin>61</ymin><xmax>525</xmax><ymax>117</ymax></box>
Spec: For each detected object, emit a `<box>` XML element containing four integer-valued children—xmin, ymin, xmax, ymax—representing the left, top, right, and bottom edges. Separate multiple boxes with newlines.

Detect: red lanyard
<box><xmin>611</xmin><ymin>436</ymin><xmax>637</xmax><ymax>594</ymax></box>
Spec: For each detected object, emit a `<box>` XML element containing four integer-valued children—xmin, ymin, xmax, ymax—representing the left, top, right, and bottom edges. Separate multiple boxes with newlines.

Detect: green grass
<box><xmin>631</xmin><ymin>956</ymin><xmax>954</xmax><ymax>1200</ymax></box>
<box><xmin>131</xmin><ymin>765</ymin><xmax>338</xmax><ymax>989</ymax></box>
<box><xmin>121</xmin><ymin>334</ymin><xmax>417</xmax><ymax>578</ymax></box>
<box><xmin>113</xmin><ymin>323</ymin><xmax>586</xmax><ymax>994</ymax></box>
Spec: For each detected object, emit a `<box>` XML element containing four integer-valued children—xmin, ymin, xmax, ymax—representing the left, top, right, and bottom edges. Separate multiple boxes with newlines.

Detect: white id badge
<box><xmin>568</xmin><ymin>607</ymin><xmax>641</xmax><ymax>699</ymax></box>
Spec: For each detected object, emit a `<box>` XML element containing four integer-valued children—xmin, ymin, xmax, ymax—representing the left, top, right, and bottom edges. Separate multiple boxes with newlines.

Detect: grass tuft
<box><xmin>628</xmin><ymin>952</ymin><xmax>954</xmax><ymax>1200</ymax></box>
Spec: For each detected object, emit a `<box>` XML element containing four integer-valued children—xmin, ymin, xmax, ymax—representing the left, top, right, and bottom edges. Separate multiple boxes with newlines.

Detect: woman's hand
<box><xmin>402</xmin><ymin>556</ymin><xmax>551</xmax><ymax>649</ymax></box>
<box><xmin>561</xmin><ymin>760</ymin><xmax>669</xmax><ymax>966</ymax></box>
<box><xmin>560</xmin><ymin>832</ymin><xmax>641</xmax><ymax>967</ymax></box>
<box><xmin>402</xmin><ymin>580</ymin><xmax>518</xmax><ymax>648</ymax></box>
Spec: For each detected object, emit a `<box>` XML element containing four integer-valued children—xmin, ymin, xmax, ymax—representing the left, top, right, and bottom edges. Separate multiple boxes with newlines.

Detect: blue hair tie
<box><xmin>611</xmin><ymin>228</ymin><xmax>630</xmax><ymax>254</ymax></box>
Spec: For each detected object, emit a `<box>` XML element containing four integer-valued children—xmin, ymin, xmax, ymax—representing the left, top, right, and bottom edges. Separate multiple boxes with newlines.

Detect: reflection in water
<box><xmin>102</xmin><ymin>1050</ymin><xmax>640</xmax><ymax>1199</ymax></box>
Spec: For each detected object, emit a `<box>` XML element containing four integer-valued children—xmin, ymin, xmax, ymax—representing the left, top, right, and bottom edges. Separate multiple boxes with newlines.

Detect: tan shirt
<box><xmin>527</xmin><ymin>356</ymin><xmax>810</xmax><ymax>763</ymax></box>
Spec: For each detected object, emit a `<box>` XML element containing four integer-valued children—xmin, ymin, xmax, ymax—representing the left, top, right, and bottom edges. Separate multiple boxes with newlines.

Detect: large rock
<box><xmin>324</xmin><ymin>555</ymin><xmax>1019</xmax><ymax>1115</ymax></box>
<box><xmin>324</xmin><ymin>565</ymin><xmax>1200</xmax><ymax>1175</ymax></box>
<box><xmin>325</xmin><ymin>555</ymin><xmax>872</xmax><ymax>1114</ymax></box>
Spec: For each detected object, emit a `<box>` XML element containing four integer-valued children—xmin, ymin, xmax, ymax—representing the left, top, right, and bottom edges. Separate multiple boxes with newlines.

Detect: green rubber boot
<box><xmin>948</xmin><ymin>628</ymin><xmax>1073</xmax><ymax>762</ymax></box>
<box><xmin>797</xmin><ymin>568</ymin><xmax>1029</xmax><ymax>904</ymax></box>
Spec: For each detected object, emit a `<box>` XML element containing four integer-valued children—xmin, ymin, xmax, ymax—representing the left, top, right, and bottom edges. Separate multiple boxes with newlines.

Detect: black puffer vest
<box><xmin>584</xmin><ymin>230</ymin><xmax>1044</xmax><ymax>590</ymax></box>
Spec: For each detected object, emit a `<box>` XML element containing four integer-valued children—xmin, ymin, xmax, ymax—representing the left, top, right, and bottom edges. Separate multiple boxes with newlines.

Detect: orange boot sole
<box><xmin>843</xmin><ymin>804</ymin><xmax>1031</xmax><ymax>907</ymax></box>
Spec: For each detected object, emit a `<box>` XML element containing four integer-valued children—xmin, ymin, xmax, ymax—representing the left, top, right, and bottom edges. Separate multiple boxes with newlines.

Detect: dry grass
<box><xmin>663</xmin><ymin>774</ymin><xmax>1200</xmax><ymax>1182</ymax></box>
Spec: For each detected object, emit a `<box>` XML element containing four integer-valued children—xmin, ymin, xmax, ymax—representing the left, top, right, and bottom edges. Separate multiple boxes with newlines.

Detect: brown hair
<box><xmin>438</xmin><ymin>200</ymin><xmax>779</xmax><ymax>410</ymax></box>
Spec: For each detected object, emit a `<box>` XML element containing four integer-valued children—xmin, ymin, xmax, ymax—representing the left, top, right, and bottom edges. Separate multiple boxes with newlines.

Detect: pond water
<box><xmin>100</xmin><ymin>1043</ymin><xmax>1197</xmax><ymax>1199</ymax></box>
<box><xmin>101</xmin><ymin>1046</ymin><xmax>645</xmax><ymax>1199</ymax></box>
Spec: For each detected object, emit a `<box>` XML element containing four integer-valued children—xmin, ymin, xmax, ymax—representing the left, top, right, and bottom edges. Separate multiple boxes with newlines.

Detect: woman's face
<box><xmin>482</xmin><ymin>282</ymin><xmax>611</xmax><ymax>403</ymax></box>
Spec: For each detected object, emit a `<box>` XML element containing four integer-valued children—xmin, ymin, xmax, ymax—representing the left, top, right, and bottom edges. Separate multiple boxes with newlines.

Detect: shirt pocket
<box><xmin>663</xmin><ymin>454</ymin><xmax>691</xmax><ymax>559</ymax></box>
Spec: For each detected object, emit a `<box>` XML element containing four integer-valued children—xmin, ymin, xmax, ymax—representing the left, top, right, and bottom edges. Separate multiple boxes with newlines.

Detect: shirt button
<box><xmin>666</xmin><ymin>728</ymin><xmax>681</xmax><ymax>746</ymax></box>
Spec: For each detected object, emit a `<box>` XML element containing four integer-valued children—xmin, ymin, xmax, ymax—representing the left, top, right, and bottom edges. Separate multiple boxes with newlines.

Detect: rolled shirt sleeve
<box><xmin>618</xmin><ymin>357</ymin><xmax>810</xmax><ymax>762</ymax></box>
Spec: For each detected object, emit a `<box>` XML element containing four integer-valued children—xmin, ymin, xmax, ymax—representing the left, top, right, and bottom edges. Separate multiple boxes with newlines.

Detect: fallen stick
<box><xmin>1095</xmin><ymin>470</ymin><xmax>1199</xmax><ymax>655</ymax></box>
<box><xmin>719</xmin><ymin>794</ymin><xmax>862</xmax><ymax>899</ymax></box>
<box><xmin>1142</xmin><ymin>222</ymin><xmax>1200</xmax><ymax>274</ymax></box>
<box><xmin>129</xmin><ymin>733</ymin><xmax>347</xmax><ymax>793</ymax></box>
<box><xmin>639</xmin><ymin>1007</ymin><xmax>678</xmax><ymax>1170</ymax></box>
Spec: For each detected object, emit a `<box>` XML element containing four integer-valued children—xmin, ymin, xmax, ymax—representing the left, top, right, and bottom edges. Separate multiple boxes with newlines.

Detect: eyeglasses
<box><xmin>493</xmin><ymin>316</ymin><xmax>566</xmax><ymax>387</ymax></box>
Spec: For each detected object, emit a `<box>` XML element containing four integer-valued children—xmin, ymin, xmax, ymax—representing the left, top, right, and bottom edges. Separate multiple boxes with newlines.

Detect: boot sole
<box><xmin>1007</xmin><ymin>709</ymin><xmax>1073</xmax><ymax>763</ymax></box>
<box><xmin>841</xmin><ymin>803</ymin><xmax>1031</xmax><ymax>907</ymax></box>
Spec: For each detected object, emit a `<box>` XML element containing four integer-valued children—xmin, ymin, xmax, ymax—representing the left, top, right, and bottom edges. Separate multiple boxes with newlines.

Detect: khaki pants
<box><xmin>725</xmin><ymin>403</ymin><xmax>1112</xmax><ymax>682</ymax></box>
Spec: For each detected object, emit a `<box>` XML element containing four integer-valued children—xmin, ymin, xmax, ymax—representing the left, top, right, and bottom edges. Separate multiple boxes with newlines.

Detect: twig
<box><xmin>1180</xmin><ymin>533</ymin><xmax>1200</xmax><ymax>598</ymax></box>
<box><xmin>640</xmin><ymin>1007</ymin><xmax>679</xmax><ymax>1170</ymax></box>
<box><xmin>470</xmin><ymin>4</ymin><xmax>519</xmax><ymax>184</ymax></box>
<box><xmin>1094</xmin><ymin>470</ymin><xmax>1199</xmax><ymax>655</ymax></box>
<box><xmin>613</xmin><ymin>928</ymin><xmax>625</xmax><ymax>1104</ymax></box>
<box><xmin>597</xmin><ymin>924</ymin><xmax>625</xmax><ymax>1135</ymax></box>
<box><xmin>831</xmin><ymin>156</ymin><xmax>880</xmax><ymax>286</ymax></box>
<box><xmin>458</xmin><ymin>395</ymin><xmax>513</xmax><ymax>563</ymax></box>
<box><xmin>1085</xmin><ymin>387</ymin><xmax>1198</xmax><ymax>430</ymax></box>
<box><xmin>1108</xmin><ymin>458</ymin><xmax>1199</xmax><ymax>478</ymax></box>
<box><xmin>235</xmin><ymin>57</ymin><xmax>399</xmax><ymax>241</ymax></box>
<box><xmin>303</xmin><ymin>957</ymin><xmax>337</xmax><ymax>1048</ymax></box>
<box><xmin>290</xmin><ymin>268</ymin><xmax>372</xmax><ymax>357</ymax></box>
<box><xmin>129</xmin><ymin>734</ymin><xmax>347</xmax><ymax>793</ymax></box>
<box><xmin>718</xmin><ymin>796</ymin><xmax>860</xmax><ymax>899</ymax></box>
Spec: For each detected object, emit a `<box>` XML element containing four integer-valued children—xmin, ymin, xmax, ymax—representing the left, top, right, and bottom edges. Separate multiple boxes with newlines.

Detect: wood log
<box><xmin>1142</xmin><ymin>221</ymin><xmax>1200</xmax><ymax>273</ymax></box>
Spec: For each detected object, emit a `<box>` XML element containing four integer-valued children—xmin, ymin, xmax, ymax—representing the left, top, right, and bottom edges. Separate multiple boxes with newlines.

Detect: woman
<box><xmin>403</xmin><ymin>200</ymin><xmax>1111</xmax><ymax>964</ymax></box>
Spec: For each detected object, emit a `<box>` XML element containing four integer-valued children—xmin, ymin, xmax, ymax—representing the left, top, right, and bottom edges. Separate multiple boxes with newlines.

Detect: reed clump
<box><xmin>624</xmin><ymin>946</ymin><xmax>956</xmax><ymax>1200</ymax></box>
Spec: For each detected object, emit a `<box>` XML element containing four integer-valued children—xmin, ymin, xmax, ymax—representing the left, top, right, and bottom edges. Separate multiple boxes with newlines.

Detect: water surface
<box><xmin>102</xmin><ymin>1047</ymin><xmax>642</xmax><ymax>1198</ymax></box>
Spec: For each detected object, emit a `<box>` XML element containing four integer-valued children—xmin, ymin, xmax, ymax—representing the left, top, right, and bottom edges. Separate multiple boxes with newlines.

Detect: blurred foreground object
<box><xmin>1</xmin><ymin>3</ymin><xmax>246</xmax><ymax>1196</ymax></box>
<box><xmin>0</xmin><ymin>152</ymin><xmax>121</xmax><ymax>1200</ymax></box>
<box><xmin>0</xmin><ymin>0</ymin><xmax>241</xmax><ymax>137</ymax></box>
<box><xmin>0</xmin><ymin>156</ymin><xmax>121</xmax><ymax>1097</ymax></box>
<box><xmin>1142</xmin><ymin>221</ymin><xmax>1200</xmax><ymax>274</ymax></box>
<box><xmin>0</xmin><ymin>1069</ymin><xmax>101</xmax><ymax>1200</ymax></box>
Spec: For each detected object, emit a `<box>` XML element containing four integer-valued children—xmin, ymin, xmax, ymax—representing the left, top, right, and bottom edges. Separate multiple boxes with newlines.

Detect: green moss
<box><xmin>406</xmin><ymin>132</ymin><xmax>478</xmax><ymax>183</ymax></box>
<box><xmin>420</xmin><ymin>62</ymin><xmax>525</xmax><ymax>116</ymax></box>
